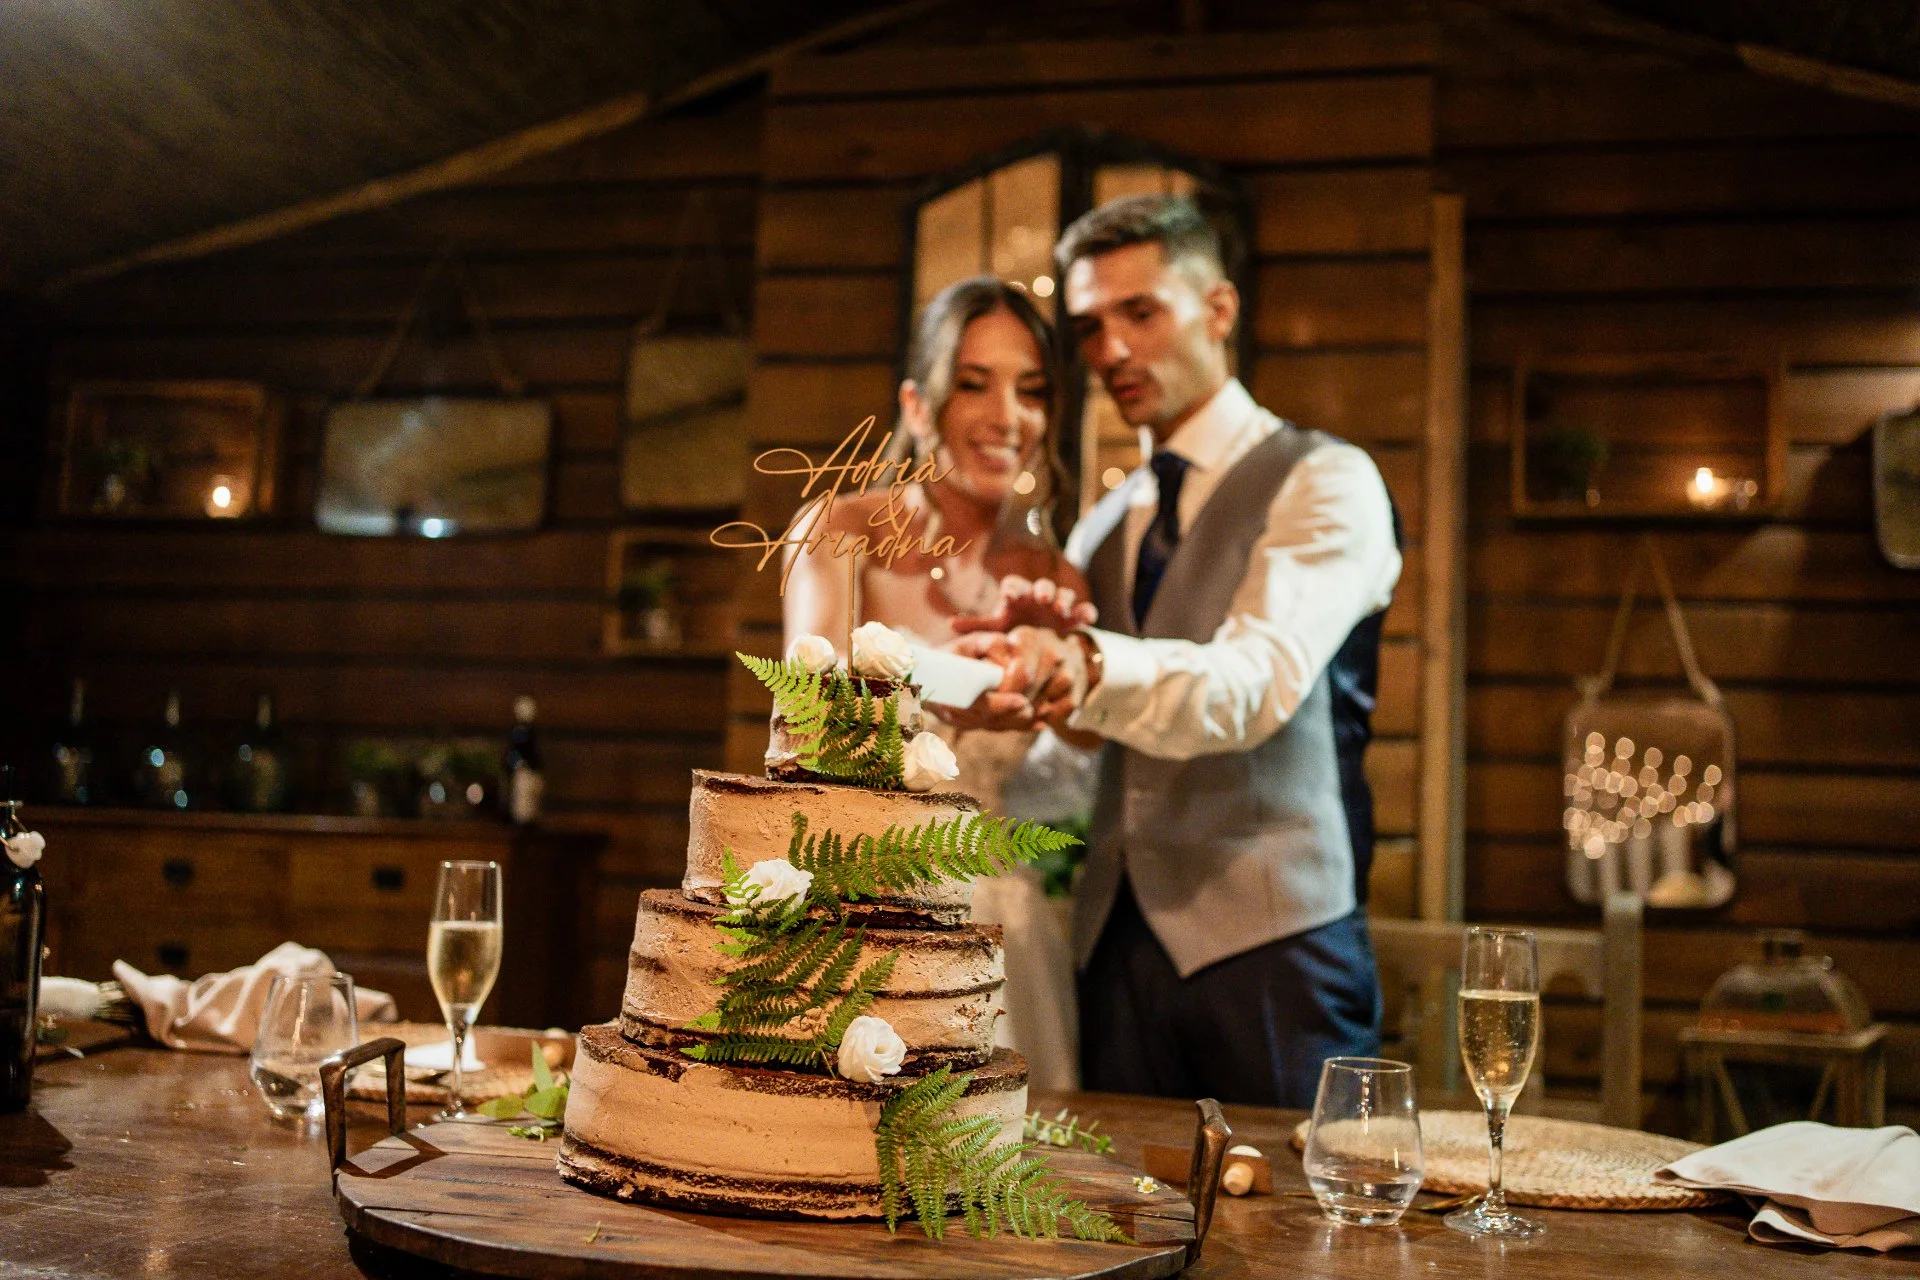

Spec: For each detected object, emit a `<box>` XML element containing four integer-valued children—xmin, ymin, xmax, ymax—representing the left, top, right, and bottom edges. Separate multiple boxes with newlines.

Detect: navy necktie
<box><xmin>1132</xmin><ymin>450</ymin><xmax>1189</xmax><ymax>630</ymax></box>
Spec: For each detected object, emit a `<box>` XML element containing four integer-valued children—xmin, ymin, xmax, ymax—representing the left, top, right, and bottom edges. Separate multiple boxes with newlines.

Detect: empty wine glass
<box><xmin>428</xmin><ymin>859</ymin><xmax>503</xmax><ymax>1120</ymax></box>
<box><xmin>249</xmin><ymin>972</ymin><xmax>358</xmax><ymax>1123</ymax></box>
<box><xmin>1446</xmin><ymin>926</ymin><xmax>1545</xmax><ymax>1240</ymax></box>
<box><xmin>1303</xmin><ymin>1057</ymin><xmax>1425</xmax><ymax>1226</ymax></box>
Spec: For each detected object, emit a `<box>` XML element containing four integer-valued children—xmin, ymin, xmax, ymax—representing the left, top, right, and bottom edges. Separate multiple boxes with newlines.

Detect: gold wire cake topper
<box><xmin>709</xmin><ymin>416</ymin><xmax>977</xmax><ymax>656</ymax></box>
<box><xmin>709</xmin><ymin>416</ymin><xmax>973</xmax><ymax>591</ymax></box>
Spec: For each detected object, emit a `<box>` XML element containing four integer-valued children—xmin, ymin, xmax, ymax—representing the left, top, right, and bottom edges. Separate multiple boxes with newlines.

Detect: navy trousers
<box><xmin>1077</xmin><ymin>881</ymin><xmax>1382</xmax><ymax>1108</ymax></box>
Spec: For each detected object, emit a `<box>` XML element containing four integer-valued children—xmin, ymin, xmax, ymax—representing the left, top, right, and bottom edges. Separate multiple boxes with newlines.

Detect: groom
<box><xmin>958</xmin><ymin>195</ymin><xmax>1401</xmax><ymax>1107</ymax></box>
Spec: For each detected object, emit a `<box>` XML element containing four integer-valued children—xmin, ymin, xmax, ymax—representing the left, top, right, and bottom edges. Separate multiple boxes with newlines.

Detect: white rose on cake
<box><xmin>901</xmin><ymin>731</ymin><xmax>959</xmax><ymax>792</ymax></box>
<box><xmin>786</xmin><ymin>633</ymin><xmax>839</xmax><ymax>674</ymax></box>
<box><xmin>4</xmin><ymin>830</ymin><xmax>44</xmax><ymax>870</ymax></box>
<box><xmin>734</xmin><ymin>858</ymin><xmax>813</xmax><ymax>907</ymax></box>
<box><xmin>836</xmin><ymin>1014</ymin><xmax>906</xmax><ymax>1083</ymax></box>
<box><xmin>850</xmin><ymin>621</ymin><xmax>914</xmax><ymax>680</ymax></box>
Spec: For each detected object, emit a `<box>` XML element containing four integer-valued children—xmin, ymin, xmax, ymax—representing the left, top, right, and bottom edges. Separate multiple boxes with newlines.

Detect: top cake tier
<box><xmin>683</xmin><ymin>770</ymin><xmax>980</xmax><ymax>925</ymax></box>
<box><xmin>763</xmin><ymin>673</ymin><xmax>924</xmax><ymax>786</ymax></box>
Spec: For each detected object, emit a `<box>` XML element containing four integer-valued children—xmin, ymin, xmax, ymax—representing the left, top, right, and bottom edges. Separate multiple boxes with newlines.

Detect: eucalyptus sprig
<box><xmin>1024</xmin><ymin>1108</ymin><xmax>1114</xmax><ymax>1155</ymax></box>
<box><xmin>478</xmin><ymin>1043</ymin><xmax>569</xmax><ymax>1139</ymax></box>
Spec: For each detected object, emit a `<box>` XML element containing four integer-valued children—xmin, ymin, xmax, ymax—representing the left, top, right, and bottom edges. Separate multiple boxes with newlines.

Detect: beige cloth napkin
<box><xmin>114</xmin><ymin>941</ymin><xmax>397</xmax><ymax>1053</ymax></box>
<box><xmin>1655</xmin><ymin>1121</ymin><xmax>1920</xmax><ymax>1251</ymax></box>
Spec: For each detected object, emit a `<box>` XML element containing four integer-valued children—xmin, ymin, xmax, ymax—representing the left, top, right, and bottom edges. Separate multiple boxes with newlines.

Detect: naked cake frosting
<box><xmin>557</xmin><ymin>627</ymin><xmax>1040</xmax><ymax>1221</ymax></box>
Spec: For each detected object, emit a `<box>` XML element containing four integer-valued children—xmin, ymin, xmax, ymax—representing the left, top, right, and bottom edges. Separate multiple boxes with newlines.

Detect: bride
<box><xmin>782</xmin><ymin>276</ymin><xmax>1091</xmax><ymax>1089</ymax></box>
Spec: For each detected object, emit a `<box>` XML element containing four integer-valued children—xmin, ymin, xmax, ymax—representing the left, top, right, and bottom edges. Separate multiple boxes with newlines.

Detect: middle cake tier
<box><xmin>621</xmin><ymin>890</ymin><xmax>1006</xmax><ymax>1068</ymax></box>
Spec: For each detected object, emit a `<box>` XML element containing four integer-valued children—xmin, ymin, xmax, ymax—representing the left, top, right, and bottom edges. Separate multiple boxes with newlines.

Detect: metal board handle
<box><xmin>319</xmin><ymin>1036</ymin><xmax>408</xmax><ymax>1173</ymax></box>
<box><xmin>1186</xmin><ymin>1097</ymin><xmax>1231</xmax><ymax>1264</ymax></box>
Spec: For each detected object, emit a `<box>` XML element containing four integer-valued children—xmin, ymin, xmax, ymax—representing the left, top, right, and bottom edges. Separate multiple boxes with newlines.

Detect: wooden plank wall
<box><xmin>733</xmin><ymin>22</ymin><xmax>1441</xmax><ymax>915</ymax></box>
<box><xmin>1439</xmin><ymin>13</ymin><xmax>1920</xmax><ymax>1128</ymax></box>
<box><xmin>10</xmin><ymin>92</ymin><xmax>766</xmax><ymax>1018</ymax></box>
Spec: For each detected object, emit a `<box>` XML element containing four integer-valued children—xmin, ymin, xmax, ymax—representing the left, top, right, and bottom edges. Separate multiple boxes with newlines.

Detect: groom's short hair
<box><xmin>1054</xmin><ymin>194</ymin><xmax>1224</xmax><ymax>286</ymax></box>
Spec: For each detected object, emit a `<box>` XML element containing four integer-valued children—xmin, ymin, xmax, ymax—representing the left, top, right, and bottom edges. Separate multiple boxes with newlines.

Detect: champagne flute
<box><xmin>1445</xmin><ymin>926</ymin><xmax>1545</xmax><ymax>1240</ymax></box>
<box><xmin>428</xmin><ymin>859</ymin><xmax>503</xmax><ymax>1120</ymax></box>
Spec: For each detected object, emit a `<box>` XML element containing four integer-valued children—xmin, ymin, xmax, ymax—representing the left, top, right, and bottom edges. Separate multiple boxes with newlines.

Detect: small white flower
<box><xmin>786</xmin><ymin>633</ymin><xmax>839</xmax><ymax>674</ymax></box>
<box><xmin>836</xmin><ymin>1015</ymin><xmax>906</xmax><ymax>1083</ymax></box>
<box><xmin>4</xmin><ymin>831</ymin><xmax>44</xmax><ymax>871</ymax></box>
<box><xmin>850</xmin><ymin>621</ymin><xmax>914</xmax><ymax>681</ymax></box>
<box><xmin>733</xmin><ymin>858</ymin><xmax>812</xmax><ymax>907</ymax></box>
<box><xmin>901</xmin><ymin>731</ymin><xmax>959</xmax><ymax>793</ymax></box>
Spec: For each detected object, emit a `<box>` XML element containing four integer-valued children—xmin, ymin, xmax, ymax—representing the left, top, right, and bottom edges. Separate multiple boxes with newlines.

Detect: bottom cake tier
<box><xmin>558</xmin><ymin>1022</ymin><xmax>1030</xmax><ymax>1220</ymax></box>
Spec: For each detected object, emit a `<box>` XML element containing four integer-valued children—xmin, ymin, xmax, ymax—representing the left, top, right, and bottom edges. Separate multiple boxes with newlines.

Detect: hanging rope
<box><xmin>351</xmin><ymin>246</ymin><xmax>527</xmax><ymax>399</ymax></box>
<box><xmin>639</xmin><ymin>188</ymin><xmax>743</xmax><ymax>338</ymax></box>
<box><xmin>1585</xmin><ymin>534</ymin><xmax>1723</xmax><ymax>708</ymax></box>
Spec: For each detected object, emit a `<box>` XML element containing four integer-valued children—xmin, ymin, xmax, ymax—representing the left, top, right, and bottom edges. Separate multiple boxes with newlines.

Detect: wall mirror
<box><xmin>904</xmin><ymin>131</ymin><xmax>1253</xmax><ymax>525</ymax></box>
<box><xmin>620</xmin><ymin>189</ymin><xmax>752</xmax><ymax>513</ymax></box>
<box><xmin>316</xmin><ymin>397</ymin><xmax>552</xmax><ymax>536</ymax></box>
<box><xmin>1511</xmin><ymin>353</ymin><xmax>1784</xmax><ymax>520</ymax></box>
<box><xmin>1875</xmin><ymin>406</ymin><xmax>1920</xmax><ymax>569</ymax></box>
<box><xmin>622</xmin><ymin>335</ymin><xmax>750</xmax><ymax>511</ymax></box>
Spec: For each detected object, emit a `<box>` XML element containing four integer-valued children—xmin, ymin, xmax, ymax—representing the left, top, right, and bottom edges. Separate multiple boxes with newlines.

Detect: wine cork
<box><xmin>1222</xmin><ymin>1144</ymin><xmax>1267</xmax><ymax>1197</ymax></box>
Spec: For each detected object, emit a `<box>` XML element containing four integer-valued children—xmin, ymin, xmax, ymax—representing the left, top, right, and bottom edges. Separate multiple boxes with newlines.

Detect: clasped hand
<box><xmin>929</xmin><ymin>577</ymin><xmax>1094</xmax><ymax>733</ymax></box>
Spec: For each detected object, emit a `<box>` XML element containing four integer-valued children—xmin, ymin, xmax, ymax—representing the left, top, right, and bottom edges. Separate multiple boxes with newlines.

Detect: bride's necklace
<box><xmin>920</xmin><ymin>502</ymin><xmax>997</xmax><ymax>616</ymax></box>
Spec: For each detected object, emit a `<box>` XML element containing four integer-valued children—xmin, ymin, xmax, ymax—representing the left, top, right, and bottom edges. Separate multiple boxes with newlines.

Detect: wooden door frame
<box><xmin>1418</xmin><ymin>192</ymin><xmax>1467</xmax><ymax>922</ymax></box>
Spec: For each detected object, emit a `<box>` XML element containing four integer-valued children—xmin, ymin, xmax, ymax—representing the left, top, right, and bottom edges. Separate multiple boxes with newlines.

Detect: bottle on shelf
<box><xmin>1</xmin><ymin>767</ymin><xmax>47</xmax><ymax>1112</ymax></box>
<box><xmin>501</xmin><ymin>695</ymin><xmax>544</xmax><ymax>825</ymax></box>
<box><xmin>48</xmin><ymin>677</ymin><xmax>96</xmax><ymax>805</ymax></box>
<box><xmin>133</xmin><ymin>690</ymin><xmax>192</xmax><ymax>811</ymax></box>
<box><xmin>226</xmin><ymin>693</ymin><xmax>292</xmax><ymax>813</ymax></box>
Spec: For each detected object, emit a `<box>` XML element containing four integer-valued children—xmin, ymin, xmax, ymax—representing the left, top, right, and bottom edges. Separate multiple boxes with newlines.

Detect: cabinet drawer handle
<box><xmin>162</xmin><ymin>859</ymin><xmax>196</xmax><ymax>889</ymax></box>
<box><xmin>157</xmin><ymin>942</ymin><xmax>190</xmax><ymax>971</ymax></box>
<box><xmin>372</xmin><ymin>866</ymin><xmax>406</xmax><ymax>893</ymax></box>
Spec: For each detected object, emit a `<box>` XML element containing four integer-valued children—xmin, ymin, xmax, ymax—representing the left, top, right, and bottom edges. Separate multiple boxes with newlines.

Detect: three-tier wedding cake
<box><xmin>558</xmin><ymin>623</ymin><xmax>1058</xmax><ymax>1224</ymax></box>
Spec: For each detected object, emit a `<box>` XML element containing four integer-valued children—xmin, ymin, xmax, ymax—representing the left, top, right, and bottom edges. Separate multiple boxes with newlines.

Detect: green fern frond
<box><xmin>738</xmin><ymin>653</ymin><xmax>833</xmax><ymax>742</ymax></box>
<box><xmin>785</xmin><ymin>811</ymin><xmax>1078</xmax><ymax>902</ymax></box>
<box><xmin>680</xmin><ymin>853</ymin><xmax>906</xmax><ymax>1070</ymax></box>
<box><xmin>738</xmin><ymin>653</ymin><xmax>914</xmax><ymax>789</ymax></box>
<box><xmin>875</xmin><ymin>1068</ymin><xmax>1131</xmax><ymax>1244</ymax></box>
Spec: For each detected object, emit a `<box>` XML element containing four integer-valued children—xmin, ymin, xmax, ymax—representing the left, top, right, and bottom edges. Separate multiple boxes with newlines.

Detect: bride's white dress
<box><xmin>936</xmin><ymin>722</ymin><xmax>1089</xmax><ymax>1092</ymax></box>
<box><xmin>843</xmin><ymin>560</ymin><xmax>1092</xmax><ymax>1090</ymax></box>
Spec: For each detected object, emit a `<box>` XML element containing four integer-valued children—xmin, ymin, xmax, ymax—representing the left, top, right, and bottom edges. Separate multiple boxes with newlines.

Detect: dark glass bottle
<box><xmin>0</xmin><ymin>779</ymin><xmax>46</xmax><ymax>1112</ymax></box>
<box><xmin>501</xmin><ymin>695</ymin><xmax>544</xmax><ymax>825</ymax></box>
<box><xmin>226</xmin><ymin>693</ymin><xmax>292</xmax><ymax>813</ymax></box>
<box><xmin>48</xmin><ymin>677</ymin><xmax>96</xmax><ymax>805</ymax></box>
<box><xmin>133</xmin><ymin>691</ymin><xmax>191</xmax><ymax>811</ymax></box>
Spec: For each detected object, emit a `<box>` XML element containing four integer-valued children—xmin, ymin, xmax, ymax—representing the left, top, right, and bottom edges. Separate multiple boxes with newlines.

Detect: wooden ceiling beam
<box><xmin>49</xmin><ymin>0</ymin><xmax>947</xmax><ymax>294</ymax></box>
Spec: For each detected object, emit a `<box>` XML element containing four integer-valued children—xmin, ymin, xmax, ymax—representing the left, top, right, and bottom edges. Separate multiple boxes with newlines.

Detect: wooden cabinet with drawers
<box><xmin>33</xmin><ymin>810</ymin><xmax>605</xmax><ymax>1030</ymax></box>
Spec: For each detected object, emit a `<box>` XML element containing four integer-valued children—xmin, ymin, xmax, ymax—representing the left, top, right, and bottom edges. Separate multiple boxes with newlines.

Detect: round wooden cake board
<box><xmin>334</xmin><ymin>1119</ymin><xmax>1198</xmax><ymax>1280</ymax></box>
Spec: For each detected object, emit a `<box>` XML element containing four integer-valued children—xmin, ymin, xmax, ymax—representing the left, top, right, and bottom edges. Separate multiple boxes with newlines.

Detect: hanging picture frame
<box><xmin>620</xmin><ymin>190</ymin><xmax>749</xmax><ymax>513</ymax></box>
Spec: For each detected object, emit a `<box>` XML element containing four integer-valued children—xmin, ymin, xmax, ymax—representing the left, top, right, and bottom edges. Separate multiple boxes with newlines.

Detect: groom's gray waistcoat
<box><xmin>1071</xmin><ymin>419</ymin><xmax>1355</xmax><ymax>978</ymax></box>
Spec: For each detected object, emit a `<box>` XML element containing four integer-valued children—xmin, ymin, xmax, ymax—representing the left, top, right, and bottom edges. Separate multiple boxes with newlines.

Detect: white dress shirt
<box><xmin>1064</xmin><ymin>377</ymin><xmax>1401</xmax><ymax>761</ymax></box>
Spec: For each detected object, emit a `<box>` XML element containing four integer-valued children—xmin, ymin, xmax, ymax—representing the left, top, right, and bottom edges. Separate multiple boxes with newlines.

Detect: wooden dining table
<box><xmin>1</xmin><ymin>1033</ymin><xmax>1910</xmax><ymax>1279</ymax></box>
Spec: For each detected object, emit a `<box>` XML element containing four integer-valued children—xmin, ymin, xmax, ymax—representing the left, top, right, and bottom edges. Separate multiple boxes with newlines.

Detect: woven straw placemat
<box><xmin>346</xmin><ymin>1022</ymin><xmax>571</xmax><ymax>1107</ymax></box>
<box><xmin>1289</xmin><ymin>1110</ymin><xmax>1725</xmax><ymax>1210</ymax></box>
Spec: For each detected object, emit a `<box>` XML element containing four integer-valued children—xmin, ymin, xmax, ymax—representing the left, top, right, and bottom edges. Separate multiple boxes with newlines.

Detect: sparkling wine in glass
<box><xmin>428</xmin><ymin>859</ymin><xmax>502</xmax><ymax>1120</ymax></box>
<box><xmin>1446</xmin><ymin>926</ymin><xmax>1545</xmax><ymax>1240</ymax></box>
